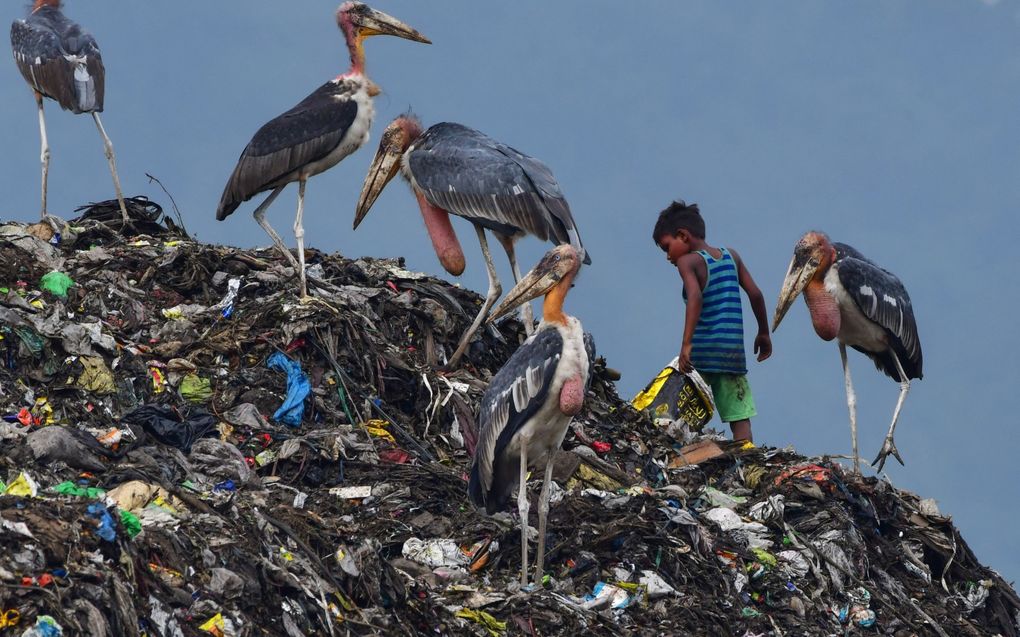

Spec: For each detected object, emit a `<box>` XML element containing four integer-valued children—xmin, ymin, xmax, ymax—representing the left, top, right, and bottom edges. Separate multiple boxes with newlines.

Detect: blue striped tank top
<box><xmin>684</xmin><ymin>248</ymin><xmax>747</xmax><ymax>374</ymax></box>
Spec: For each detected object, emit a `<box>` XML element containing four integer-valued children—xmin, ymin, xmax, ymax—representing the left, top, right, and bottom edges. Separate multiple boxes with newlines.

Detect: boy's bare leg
<box><xmin>730</xmin><ymin>419</ymin><xmax>752</xmax><ymax>442</ymax></box>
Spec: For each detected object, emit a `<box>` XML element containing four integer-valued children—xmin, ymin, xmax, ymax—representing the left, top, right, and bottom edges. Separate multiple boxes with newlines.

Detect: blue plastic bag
<box><xmin>266</xmin><ymin>352</ymin><xmax>310</xmax><ymax>427</ymax></box>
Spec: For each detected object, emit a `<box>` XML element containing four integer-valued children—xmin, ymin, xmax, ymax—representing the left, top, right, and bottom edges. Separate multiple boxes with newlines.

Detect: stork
<box><xmin>11</xmin><ymin>0</ymin><xmax>129</xmax><ymax>223</ymax></box>
<box><xmin>354</xmin><ymin>115</ymin><xmax>590</xmax><ymax>369</ymax></box>
<box><xmin>772</xmin><ymin>232</ymin><xmax>923</xmax><ymax>473</ymax></box>
<box><xmin>468</xmin><ymin>244</ymin><xmax>591</xmax><ymax>588</ymax></box>
<box><xmin>216</xmin><ymin>3</ymin><xmax>429</xmax><ymax>299</ymax></box>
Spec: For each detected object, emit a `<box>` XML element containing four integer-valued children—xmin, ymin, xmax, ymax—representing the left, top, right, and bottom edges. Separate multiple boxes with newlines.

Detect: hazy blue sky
<box><xmin>3</xmin><ymin>2</ymin><xmax>1018</xmax><ymax>584</ymax></box>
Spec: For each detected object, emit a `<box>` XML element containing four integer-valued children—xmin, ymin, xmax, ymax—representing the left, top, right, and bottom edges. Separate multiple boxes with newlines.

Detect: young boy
<box><xmin>652</xmin><ymin>201</ymin><xmax>772</xmax><ymax>442</ymax></box>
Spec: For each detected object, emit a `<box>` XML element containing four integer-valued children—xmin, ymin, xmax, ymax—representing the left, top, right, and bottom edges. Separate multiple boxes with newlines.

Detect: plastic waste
<box><xmin>632</xmin><ymin>359</ymin><xmax>714</xmax><ymax>430</ymax></box>
<box><xmin>402</xmin><ymin>537</ymin><xmax>470</xmax><ymax>568</ymax></box>
<box><xmin>266</xmin><ymin>352</ymin><xmax>310</xmax><ymax>426</ymax></box>
<box><xmin>86</xmin><ymin>503</ymin><xmax>117</xmax><ymax>542</ymax></box>
<box><xmin>19</xmin><ymin>615</ymin><xmax>62</xmax><ymax>637</ymax></box>
<box><xmin>39</xmin><ymin>271</ymin><xmax>74</xmax><ymax>298</ymax></box>
<box><xmin>122</xmin><ymin>404</ymin><xmax>217</xmax><ymax>454</ymax></box>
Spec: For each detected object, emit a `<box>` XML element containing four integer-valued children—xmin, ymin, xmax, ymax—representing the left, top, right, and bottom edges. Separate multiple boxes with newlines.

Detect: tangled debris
<box><xmin>1</xmin><ymin>201</ymin><xmax>1018</xmax><ymax>637</ymax></box>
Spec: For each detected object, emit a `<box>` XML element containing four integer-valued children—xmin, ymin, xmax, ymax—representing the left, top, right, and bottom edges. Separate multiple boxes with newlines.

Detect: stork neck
<box><xmin>542</xmin><ymin>273</ymin><xmax>575</xmax><ymax>326</ymax></box>
<box><xmin>345</xmin><ymin>32</ymin><xmax>367</xmax><ymax>76</ymax></box>
<box><xmin>804</xmin><ymin>279</ymin><xmax>840</xmax><ymax>341</ymax></box>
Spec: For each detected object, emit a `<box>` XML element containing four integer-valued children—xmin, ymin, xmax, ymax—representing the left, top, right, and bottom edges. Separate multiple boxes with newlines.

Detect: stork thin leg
<box><xmin>253</xmin><ymin>186</ymin><xmax>301</xmax><ymax>271</ymax></box>
<box><xmin>293</xmin><ymin>178</ymin><xmax>309</xmax><ymax>299</ymax></box>
<box><xmin>91</xmin><ymin>112</ymin><xmax>129</xmax><ymax>226</ymax></box>
<box><xmin>534</xmin><ymin>451</ymin><xmax>556</xmax><ymax>585</ymax></box>
<box><xmin>873</xmin><ymin>351</ymin><xmax>910</xmax><ymax>472</ymax></box>
<box><xmin>517</xmin><ymin>439</ymin><xmax>530</xmax><ymax>588</ymax></box>
<box><xmin>447</xmin><ymin>226</ymin><xmax>502</xmax><ymax>369</ymax></box>
<box><xmin>839</xmin><ymin>343</ymin><xmax>860</xmax><ymax>474</ymax></box>
<box><xmin>496</xmin><ymin>234</ymin><xmax>534</xmax><ymax>336</ymax></box>
<box><xmin>36</xmin><ymin>94</ymin><xmax>50</xmax><ymax>219</ymax></box>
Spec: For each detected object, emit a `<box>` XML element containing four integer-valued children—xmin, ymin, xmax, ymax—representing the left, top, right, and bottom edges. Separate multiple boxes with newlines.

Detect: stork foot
<box><xmin>871</xmin><ymin>437</ymin><xmax>904</xmax><ymax>472</ymax></box>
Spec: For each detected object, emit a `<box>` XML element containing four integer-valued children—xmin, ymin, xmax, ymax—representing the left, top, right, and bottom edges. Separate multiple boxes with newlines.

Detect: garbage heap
<box><xmin>1</xmin><ymin>201</ymin><xmax>1018</xmax><ymax>637</ymax></box>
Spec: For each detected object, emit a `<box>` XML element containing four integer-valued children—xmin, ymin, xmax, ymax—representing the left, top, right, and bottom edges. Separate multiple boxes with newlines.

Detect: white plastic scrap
<box><xmin>402</xmin><ymin>537</ymin><xmax>469</xmax><ymax>569</ymax></box>
<box><xmin>580</xmin><ymin>582</ymin><xmax>631</xmax><ymax>610</ymax></box>
<box><xmin>777</xmin><ymin>550</ymin><xmax>810</xmax><ymax>579</ymax></box>
<box><xmin>148</xmin><ymin>595</ymin><xmax>185</xmax><ymax>637</ymax></box>
<box><xmin>329</xmin><ymin>486</ymin><xmax>372</xmax><ymax>499</ymax></box>
<box><xmin>703</xmin><ymin>507</ymin><xmax>773</xmax><ymax>549</ymax></box>
<box><xmin>700</xmin><ymin>486</ymin><xmax>747</xmax><ymax>509</ymax></box>
<box><xmin>639</xmin><ymin>570</ymin><xmax>679</xmax><ymax>599</ymax></box>
<box><xmin>960</xmin><ymin>579</ymin><xmax>993</xmax><ymax>614</ymax></box>
<box><xmin>748</xmin><ymin>495</ymin><xmax>786</xmax><ymax>523</ymax></box>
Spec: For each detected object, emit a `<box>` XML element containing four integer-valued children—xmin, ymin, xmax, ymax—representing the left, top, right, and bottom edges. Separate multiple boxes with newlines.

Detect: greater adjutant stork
<box><xmin>772</xmin><ymin>232</ymin><xmax>923</xmax><ymax>473</ymax></box>
<box><xmin>11</xmin><ymin>0</ymin><xmax>129</xmax><ymax>223</ymax></box>
<box><xmin>354</xmin><ymin>115</ymin><xmax>590</xmax><ymax>368</ymax></box>
<box><xmin>468</xmin><ymin>245</ymin><xmax>591</xmax><ymax>587</ymax></box>
<box><xmin>216</xmin><ymin>3</ymin><xmax>429</xmax><ymax>299</ymax></box>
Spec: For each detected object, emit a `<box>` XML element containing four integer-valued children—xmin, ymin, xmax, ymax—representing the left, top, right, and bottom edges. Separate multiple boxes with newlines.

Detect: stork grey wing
<box><xmin>835</xmin><ymin>250</ymin><xmax>922</xmax><ymax>379</ymax></box>
<box><xmin>468</xmin><ymin>329</ymin><xmax>563</xmax><ymax>514</ymax></box>
<box><xmin>408</xmin><ymin>123</ymin><xmax>588</xmax><ymax>262</ymax></box>
<box><xmin>11</xmin><ymin>15</ymin><xmax>104</xmax><ymax>114</ymax></box>
<box><xmin>216</xmin><ymin>81</ymin><xmax>360</xmax><ymax>220</ymax></box>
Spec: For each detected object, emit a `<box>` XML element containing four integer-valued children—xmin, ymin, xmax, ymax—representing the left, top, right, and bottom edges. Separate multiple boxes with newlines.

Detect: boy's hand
<box><xmin>754</xmin><ymin>332</ymin><xmax>772</xmax><ymax>362</ymax></box>
<box><xmin>678</xmin><ymin>343</ymin><xmax>694</xmax><ymax>373</ymax></box>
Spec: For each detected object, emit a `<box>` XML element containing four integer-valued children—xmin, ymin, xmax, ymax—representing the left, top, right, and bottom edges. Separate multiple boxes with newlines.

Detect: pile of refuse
<box><xmin>1</xmin><ymin>201</ymin><xmax>1018</xmax><ymax>637</ymax></box>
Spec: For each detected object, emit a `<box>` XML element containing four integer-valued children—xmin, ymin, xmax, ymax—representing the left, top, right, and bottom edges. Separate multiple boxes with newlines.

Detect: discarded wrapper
<box><xmin>632</xmin><ymin>358</ymin><xmax>714</xmax><ymax>431</ymax></box>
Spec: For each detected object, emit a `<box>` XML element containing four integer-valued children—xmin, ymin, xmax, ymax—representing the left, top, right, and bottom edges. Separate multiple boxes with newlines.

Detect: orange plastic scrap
<box><xmin>774</xmin><ymin>464</ymin><xmax>832</xmax><ymax>487</ymax></box>
<box><xmin>467</xmin><ymin>537</ymin><xmax>493</xmax><ymax>572</ymax></box>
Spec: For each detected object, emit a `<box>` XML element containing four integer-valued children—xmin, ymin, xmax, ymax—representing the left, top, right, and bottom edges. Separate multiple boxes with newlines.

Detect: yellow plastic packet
<box><xmin>632</xmin><ymin>358</ymin><xmax>714</xmax><ymax>431</ymax></box>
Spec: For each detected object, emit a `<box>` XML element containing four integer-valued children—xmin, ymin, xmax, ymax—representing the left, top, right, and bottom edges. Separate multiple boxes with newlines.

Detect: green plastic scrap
<box><xmin>750</xmin><ymin>548</ymin><xmax>778</xmax><ymax>568</ymax></box>
<box><xmin>120</xmin><ymin>510</ymin><xmax>142</xmax><ymax>538</ymax></box>
<box><xmin>52</xmin><ymin>482</ymin><xmax>106</xmax><ymax>499</ymax></box>
<box><xmin>40</xmin><ymin>271</ymin><xmax>75</xmax><ymax>298</ymax></box>
<box><xmin>12</xmin><ymin>326</ymin><xmax>44</xmax><ymax>355</ymax></box>
<box><xmin>454</xmin><ymin>609</ymin><xmax>506</xmax><ymax>636</ymax></box>
<box><xmin>76</xmin><ymin>356</ymin><xmax>116</xmax><ymax>395</ymax></box>
<box><xmin>180</xmin><ymin>374</ymin><xmax>213</xmax><ymax>403</ymax></box>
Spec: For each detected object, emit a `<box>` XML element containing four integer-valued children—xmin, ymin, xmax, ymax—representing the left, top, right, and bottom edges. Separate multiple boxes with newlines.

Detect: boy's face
<box><xmin>657</xmin><ymin>230</ymin><xmax>692</xmax><ymax>266</ymax></box>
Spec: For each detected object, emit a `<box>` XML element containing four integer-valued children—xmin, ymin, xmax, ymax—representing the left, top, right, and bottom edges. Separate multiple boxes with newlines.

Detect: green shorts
<box><xmin>700</xmin><ymin>372</ymin><xmax>757</xmax><ymax>423</ymax></box>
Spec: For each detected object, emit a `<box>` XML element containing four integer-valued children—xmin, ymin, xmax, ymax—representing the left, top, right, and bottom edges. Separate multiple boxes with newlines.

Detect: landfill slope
<box><xmin>1</xmin><ymin>204</ymin><xmax>1018</xmax><ymax>637</ymax></box>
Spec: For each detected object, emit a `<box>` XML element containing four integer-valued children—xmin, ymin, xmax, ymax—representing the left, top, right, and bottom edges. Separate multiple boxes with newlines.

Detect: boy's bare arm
<box><xmin>730</xmin><ymin>248</ymin><xmax>772</xmax><ymax>362</ymax></box>
<box><xmin>677</xmin><ymin>255</ymin><xmax>703</xmax><ymax>372</ymax></box>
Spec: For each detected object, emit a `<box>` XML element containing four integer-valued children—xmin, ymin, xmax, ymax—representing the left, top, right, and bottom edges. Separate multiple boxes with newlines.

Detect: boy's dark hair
<box><xmin>652</xmin><ymin>200</ymin><xmax>705</xmax><ymax>241</ymax></box>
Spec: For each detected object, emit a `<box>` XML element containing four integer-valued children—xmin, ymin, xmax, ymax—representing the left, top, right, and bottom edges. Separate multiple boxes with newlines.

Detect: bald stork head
<box><xmin>773</xmin><ymin>231</ymin><xmax>837</xmax><ymax>331</ymax></box>
<box><xmin>32</xmin><ymin>0</ymin><xmax>62</xmax><ymax>10</ymax></box>
<box><xmin>353</xmin><ymin>114</ymin><xmax>424</xmax><ymax>228</ymax></box>
<box><xmin>336</xmin><ymin>3</ymin><xmax>431</xmax><ymax>44</ymax></box>
<box><xmin>489</xmin><ymin>245</ymin><xmax>582</xmax><ymax>324</ymax></box>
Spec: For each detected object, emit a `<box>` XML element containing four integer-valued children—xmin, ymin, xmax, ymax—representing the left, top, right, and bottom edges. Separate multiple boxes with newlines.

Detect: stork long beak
<box><xmin>354</xmin><ymin>143</ymin><xmax>402</xmax><ymax>229</ymax></box>
<box><xmin>489</xmin><ymin>252</ymin><xmax>573</xmax><ymax>323</ymax></box>
<box><xmin>772</xmin><ymin>255</ymin><xmax>818</xmax><ymax>331</ymax></box>
<box><xmin>358</xmin><ymin>7</ymin><xmax>431</xmax><ymax>43</ymax></box>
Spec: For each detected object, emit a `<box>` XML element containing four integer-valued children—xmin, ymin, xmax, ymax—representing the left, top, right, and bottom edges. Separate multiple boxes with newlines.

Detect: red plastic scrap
<box><xmin>386</xmin><ymin>281</ymin><xmax>399</xmax><ymax>293</ymax></box>
<box><xmin>284</xmin><ymin>338</ymin><xmax>306</xmax><ymax>353</ymax></box>
<box><xmin>378</xmin><ymin>449</ymin><xmax>411</xmax><ymax>464</ymax></box>
<box><xmin>17</xmin><ymin>408</ymin><xmax>33</xmax><ymax>426</ymax></box>
<box><xmin>592</xmin><ymin>441</ymin><xmax>612</xmax><ymax>454</ymax></box>
<box><xmin>774</xmin><ymin>463</ymin><xmax>833</xmax><ymax>487</ymax></box>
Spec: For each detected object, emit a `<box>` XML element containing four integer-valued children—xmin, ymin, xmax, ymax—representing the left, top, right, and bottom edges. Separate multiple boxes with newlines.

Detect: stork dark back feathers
<box><xmin>12</xmin><ymin>5</ymin><xmax>105</xmax><ymax>114</ymax></box>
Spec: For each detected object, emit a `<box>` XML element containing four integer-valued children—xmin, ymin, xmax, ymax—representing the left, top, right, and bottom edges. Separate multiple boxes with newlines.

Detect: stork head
<box><xmin>489</xmin><ymin>245</ymin><xmax>582</xmax><ymax>324</ymax></box>
<box><xmin>336</xmin><ymin>3</ymin><xmax>431</xmax><ymax>45</ymax></box>
<box><xmin>354</xmin><ymin>114</ymin><xmax>424</xmax><ymax>228</ymax></box>
<box><xmin>772</xmin><ymin>231</ymin><xmax>836</xmax><ymax>331</ymax></box>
